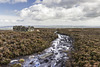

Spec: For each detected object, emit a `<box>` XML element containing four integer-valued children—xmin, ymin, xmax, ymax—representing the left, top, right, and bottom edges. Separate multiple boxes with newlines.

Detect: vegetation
<box><xmin>0</xmin><ymin>29</ymin><xmax>57</xmax><ymax>65</ymax></box>
<box><xmin>57</xmin><ymin>28</ymin><xmax>100</xmax><ymax>67</ymax></box>
<box><xmin>19</xmin><ymin>59</ymin><xmax>25</xmax><ymax>63</ymax></box>
<box><xmin>11</xmin><ymin>63</ymin><xmax>21</xmax><ymax>67</ymax></box>
<box><xmin>13</xmin><ymin>26</ymin><xmax>34</xmax><ymax>32</ymax></box>
<box><xmin>0</xmin><ymin>28</ymin><xmax>100</xmax><ymax>67</ymax></box>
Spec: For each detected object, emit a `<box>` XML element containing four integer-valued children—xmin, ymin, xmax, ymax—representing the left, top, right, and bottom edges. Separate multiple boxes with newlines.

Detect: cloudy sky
<box><xmin>0</xmin><ymin>0</ymin><xmax>100</xmax><ymax>26</ymax></box>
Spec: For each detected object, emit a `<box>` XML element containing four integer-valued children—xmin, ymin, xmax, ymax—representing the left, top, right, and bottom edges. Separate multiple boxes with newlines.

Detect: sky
<box><xmin>0</xmin><ymin>0</ymin><xmax>100</xmax><ymax>26</ymax></box>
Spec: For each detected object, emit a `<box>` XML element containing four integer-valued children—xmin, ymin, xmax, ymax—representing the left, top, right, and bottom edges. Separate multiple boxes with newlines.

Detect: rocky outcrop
<box><xmin>13</xmin><ymin>26</ymin><xmax>34</xmax><ymax>32</ymax></box>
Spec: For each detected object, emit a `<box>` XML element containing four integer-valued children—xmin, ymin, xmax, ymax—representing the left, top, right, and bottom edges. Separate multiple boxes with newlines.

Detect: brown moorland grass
<box><xmin>0</xmin><ymin>29</ymin><xmax>57</xmax><ymax>65</ymax></box>
<box><xmin>57</xmin><ymin>28</ymin><xmax>100</xmax><ymax>67</ymax></box>
<box><xmin>0</xmin><ymin>28</ymin><xmax>100</xmax><ymax>67</ymax></box>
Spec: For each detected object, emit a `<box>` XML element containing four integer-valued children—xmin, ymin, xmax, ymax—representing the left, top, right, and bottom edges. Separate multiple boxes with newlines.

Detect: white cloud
<box><xmin>19</xmin><ymin>4</ymin><xmax>85</xmax><ymax>21</ymax></box>
<box><xmin>0</xmin><ymin>0</ymin><xmax>27</xmax><ymax>3</ymax></box>
<box><xmin>16</xmin><ymin>0</ymin><xmax>100</xmax><ymax>26</ymax></box>
<box><xmin>1</xmin><ymin>0</ymin><xmax>100</xmax><ymax>26</ymax></box>
<box><xmin>12</xmin><ymin>0</ymin><xmax>27</xmax><ymax>3</ymax></box>
<box><xmin>81</xmin><ymin>2</ymin><xmax>100</xmax><ymax>18</ymax></box>
<box><xmin>0</xmin><ymin>0</ymin><xmax>10</xmax><ymax>3</ymax></box>
<box><xmin>0</xmin><ymin>15</ymin><xmax>23</xmax><ymax>26</ymax></box>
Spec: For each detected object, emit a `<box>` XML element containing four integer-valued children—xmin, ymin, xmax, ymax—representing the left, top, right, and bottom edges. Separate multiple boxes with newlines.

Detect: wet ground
<box><xmin>9</xmin><ymin>33</ymin><xmax>73</xmax><ymax>67</ymax></box>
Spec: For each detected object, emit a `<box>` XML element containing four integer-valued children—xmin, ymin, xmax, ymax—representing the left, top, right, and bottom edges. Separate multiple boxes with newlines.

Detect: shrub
<box><xmin>11</xmin><ymin>63</ymin><xmax>21</xmax><ymax>67</ymax></box>
<box><xmin>19</xmin><ymin>59</ymin><xmax>25</xmax><ymax>63</ymax></box>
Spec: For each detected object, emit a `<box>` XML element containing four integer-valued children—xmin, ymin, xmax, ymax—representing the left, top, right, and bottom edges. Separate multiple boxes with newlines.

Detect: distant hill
<box><xmin>0</xmin><ymin>26</ymin><xmax>13</xmax><ymax>30</ymax></box>
<box><xmin>0</xmin><ymin>25</ymin><xmax>100</xmax><ymax>30</ymax></box>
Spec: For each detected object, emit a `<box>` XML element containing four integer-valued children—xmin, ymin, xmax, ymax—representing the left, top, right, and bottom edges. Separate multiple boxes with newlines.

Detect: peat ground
<box><xmin>0</xmin><ymin>28</ymin><xmax>100</xmax><ymax>67</ymax></box>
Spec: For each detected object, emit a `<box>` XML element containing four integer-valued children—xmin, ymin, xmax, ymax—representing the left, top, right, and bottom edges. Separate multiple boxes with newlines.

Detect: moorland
<box><xmin>0</xmin><ymin>28</ymin><xmax>100</xmax><ymax>67</ymax></box>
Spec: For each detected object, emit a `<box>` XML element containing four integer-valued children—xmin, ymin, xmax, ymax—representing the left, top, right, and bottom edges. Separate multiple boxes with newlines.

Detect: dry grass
<box><xmin>57</xmin><ymin>28</ymin><xmax>100</xmax><ymax>67</ymax></box>
<box><xmin>0</xmin><ymin>29</ymin><xmax>56</xmax><ymax>65</ymax></box>
<box><xmin>0</xmin><ymin>28</ymin><xmax>100</xmax><ymax>67</ymax></box>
